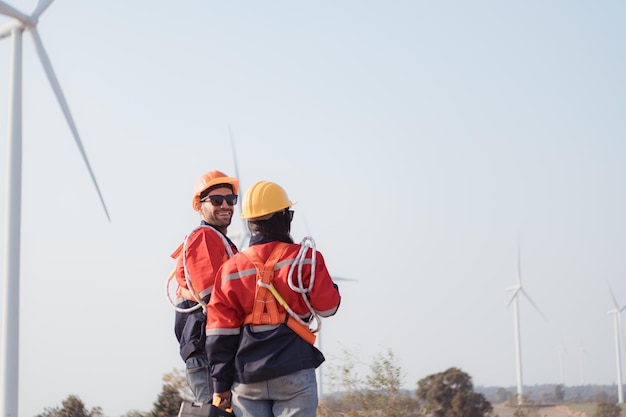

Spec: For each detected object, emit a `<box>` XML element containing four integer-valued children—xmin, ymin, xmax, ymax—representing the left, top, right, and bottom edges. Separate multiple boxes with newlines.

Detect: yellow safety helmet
<box><xmin>192</xmin><ymin>170</ymin><xmax>239</xmax><ymax>212</ymax></box>
<box><xmin>241</xmin><ymin>181</ymin><xmax>293</xmax><ymax>220</ymax></box>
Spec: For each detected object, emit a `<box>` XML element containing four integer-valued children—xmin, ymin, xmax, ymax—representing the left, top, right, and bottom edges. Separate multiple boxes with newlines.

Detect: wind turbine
<box><xmin>559</xmin><ymin>342</ymin><xmax>566</xmax><ymax>385</ymax></box>
<box><xmin>0</xmin><ymin>2</ymin><xmax>109</xmax><ymax>416</ymax></box>
<box><xmin>506</xmin><ymin>242</ymin><xmax>547</xmax><ymax>405</ymax></box>
<box><xmin>607</xmin><ymin>282</ymin><xmax>625</xmax><ymax>403</ymax></box>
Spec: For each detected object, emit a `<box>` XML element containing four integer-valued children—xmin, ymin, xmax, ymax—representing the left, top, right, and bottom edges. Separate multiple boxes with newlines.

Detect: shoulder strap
<box><xmin>243</xmin><ymin>242</ymin><xmax>289</xmax><ymax>325</ymax></box>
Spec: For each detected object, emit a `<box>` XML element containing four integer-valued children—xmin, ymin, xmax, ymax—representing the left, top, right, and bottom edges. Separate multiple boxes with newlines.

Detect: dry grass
<box><xmin>565</xmin><ymin>403</ymin><xmax>626</xmax><ymax>417</ymax></box>
<box><xmin>493</xmin><ymin>403</ymin><xmax>626</xmax><ymax>417</ymax></box>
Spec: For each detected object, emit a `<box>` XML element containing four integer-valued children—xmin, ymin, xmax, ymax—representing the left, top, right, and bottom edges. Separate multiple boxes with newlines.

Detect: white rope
<box><xmin>286</xmin><ymin>236</ymin><xmax>321</xmax><ymax>333</ymax></box>
<box><xmin>165</xmin><ymin>269</ymin><xmax>202</xmax><ymax>313</ymax></box>
<box><xmin>166</xmin><ymin>225</ymin><xmax>235</xmax><ymax>313</ymax></box>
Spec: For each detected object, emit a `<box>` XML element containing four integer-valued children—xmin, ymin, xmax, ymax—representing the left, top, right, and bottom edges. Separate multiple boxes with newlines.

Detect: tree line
<box><xmin>477</xmin><ymin>383</ymin><xmax>624</xmax><ymax>405</ymax></box>
<box><xmin>34</xmin><ymin>349</ymin><xmax>625</xmax><ymax>417</ymax></box>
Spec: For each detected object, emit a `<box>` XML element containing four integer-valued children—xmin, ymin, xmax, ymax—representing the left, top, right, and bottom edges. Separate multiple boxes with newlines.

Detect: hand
<box><xmin>212</xmin><ymin>391</ymin><xmax>232</xmax><ymax>410</ymax></box>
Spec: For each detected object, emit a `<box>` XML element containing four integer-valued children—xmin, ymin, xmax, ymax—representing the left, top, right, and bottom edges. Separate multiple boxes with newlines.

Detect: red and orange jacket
<box><xmin>172</xmin><ymin>222</ymin><xmax>238</xmax><ymax>361</ymax></box>
<box><xmin>206</xmin><ymin>240</ymin><xmax>341</xmax><ymax>393</ymax></box>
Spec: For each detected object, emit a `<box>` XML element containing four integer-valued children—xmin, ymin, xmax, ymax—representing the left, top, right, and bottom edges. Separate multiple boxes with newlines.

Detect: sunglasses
<box><xmin>201</xmin><ymin>194</ymin><xmax>238</xmax><ymax>207</ymax></box>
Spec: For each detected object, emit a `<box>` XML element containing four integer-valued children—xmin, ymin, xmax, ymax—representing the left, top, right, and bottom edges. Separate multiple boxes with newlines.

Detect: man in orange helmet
<box><xmin>206</xmin><ymin>181</ymin><xmax>341</xmax><ymax>416</ymax></box>
<box><xmin>172</xmin><ymin>170</ymin><xmax>240</xmax><ymax>405</ymax></box>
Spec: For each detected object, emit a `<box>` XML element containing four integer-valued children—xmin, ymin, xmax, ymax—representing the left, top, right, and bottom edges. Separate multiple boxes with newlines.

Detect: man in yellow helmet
<box><xmin>206</xmin><ymin>181</ymin><xmax>341</xmax><ymax>416</ymax></box>
<box><xmin>171</xmin><ymin>170</ymin><xmax>239</xmax><ymax>405</ymax></box>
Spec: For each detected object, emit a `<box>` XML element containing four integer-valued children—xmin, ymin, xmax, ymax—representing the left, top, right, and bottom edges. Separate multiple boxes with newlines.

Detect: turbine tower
<box><xmin>506</xmin><ymin>241</ymin><xmax>547</xmax><ymax>405</ymax></box>
<box><xmin>607</xmin><ymin>282</ymin><xmax>625</xmax><ymax>403</ymax></box>
<box><xmin>228</xmin><ymin>125</ymin><xmax>250</xmax><ymax>249</ymax></box>
<box><xmin>578</xmin><ymin>338</ymin><xmax>586</xmax><ymax>386</ymax></box>
<box><xmin>559</xmin><ymin>342</ymin><xmax>566</xmax><ymax>385</ymax></box>
<box><xmin>0</xmin><ymin>2</ymin><xmax>109</xmax><ymax>416</ymax></box>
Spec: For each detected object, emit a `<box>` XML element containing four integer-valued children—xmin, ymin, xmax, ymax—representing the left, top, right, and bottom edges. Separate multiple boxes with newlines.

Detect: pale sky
<box><xmin>1</xmin><ymin>1</ymin><xmax>625</xmax><ymax>416</ymax></box>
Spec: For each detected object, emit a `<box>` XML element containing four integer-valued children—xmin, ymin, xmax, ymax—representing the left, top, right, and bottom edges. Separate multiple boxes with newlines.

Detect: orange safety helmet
<box><xmin>192</xmin><ymin>170</ymin><xmax>239</xmax><ymax>212</ymax></box>
<box><xmin>241</xmin><ymin>181</ymin><xmax>293</xmax><ymax>220</ymax></box>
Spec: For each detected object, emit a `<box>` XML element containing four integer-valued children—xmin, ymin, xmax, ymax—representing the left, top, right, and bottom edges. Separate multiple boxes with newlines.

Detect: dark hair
<box><xmin>199</xmin><ymin>183</ymin><xmax>234</xmax><ymax>200</ymax></box>
<box><xmin>248</xmin><ymin>209</ymin><xmax>293</xmax><ymax>243</ymax></box>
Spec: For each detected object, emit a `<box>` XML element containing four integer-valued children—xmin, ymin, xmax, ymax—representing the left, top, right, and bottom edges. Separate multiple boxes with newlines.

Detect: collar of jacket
<box><xmin>200</xmin><ymin>220</ymin><xmax>237</xmax><ymax>247</ymax></box>
<box><xmin>249</xmin><ymin>233</ymin><xmax>293</xmax><ymax>246</ymax></box>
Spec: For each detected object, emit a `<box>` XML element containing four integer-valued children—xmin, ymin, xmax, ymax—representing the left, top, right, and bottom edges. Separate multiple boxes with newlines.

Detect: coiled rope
<box><xmin>286</xmin><ymin>236</ymin><xmax>321</xmax><ymax>333</ymax></box>
<box><xmin>166</xmin><ymin>225</ymin><xmax>235</xmax><ymax>313</ymax></box>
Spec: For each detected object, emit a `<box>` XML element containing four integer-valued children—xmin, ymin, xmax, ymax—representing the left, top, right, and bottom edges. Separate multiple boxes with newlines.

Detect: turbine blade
<box><xmin>333</xmin><ymin>276</ymin><xmax>358</xmax><ymax>282</ymax></box>
<box><xmin>521</xmin><ymin>288</ymin><xmax>548</xmax><ymax>322</ymax></box>
<box><xmin>607</xmin><ymin>280</ymin><xmax>621</xmax><ymax>310</ymax></box>
<box><xmin>0</xmin><ymin>1</ymin><xmax>31</xmax><ymax>24</ymax></box>
<box><xmin>301</xmin><ymin>212</ymin><xmax>312</xmax><ymax>237</ymax></box>
<box><xmin>506</xmin><ymin>288</ymin><xmax>520</xmax><ymax>308</ymax></box>
<box><xmin>516</xmin><ymin>239</ymin><xmax>522</xmax><ymax>285</ymax></box>
<box><xmin>29</xmin><ymin>28</ymin><xmax>110</xmax><ymax>222</ymax></box>
<box><xmin>30</xmin><ymin>0</ymin><xmax>54</xmax><ymax>20</ymax></box>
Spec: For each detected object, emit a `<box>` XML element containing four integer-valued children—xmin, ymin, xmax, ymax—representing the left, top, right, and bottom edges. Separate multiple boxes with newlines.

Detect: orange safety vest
<box><xmin>242</xmin><ymin>242</ymin><xmax>316</xmax><ymax>345</ymax></box>
<box><xmin>169</xmin><ymin>225</ymin><xmax>236</xmax><ymax>307</ymax></box>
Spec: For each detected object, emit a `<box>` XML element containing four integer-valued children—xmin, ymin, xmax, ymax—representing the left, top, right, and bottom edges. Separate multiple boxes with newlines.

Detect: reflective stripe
<box><xmin>206</xmin><ymin>328</ymin><xmax>240</xmax><ymax>336</ymax></box>
<box><xmin>276</xmin><ymin>258</ymin><xmax>301</xmax><ymax>269</ymax></box>
<box><xmin>223</xmin><ymin>268</ymin><xmax>256</xmax><ymax>282</ymax></box>
<box><xmin>249</xmin><ymin>324</ymin><xmax>280</xmax><ymax>333</ymax></box>
<box><xmin>198</xmin><ymin>287</ymin><xmax>212</xmax><ymax>299</ymax></box>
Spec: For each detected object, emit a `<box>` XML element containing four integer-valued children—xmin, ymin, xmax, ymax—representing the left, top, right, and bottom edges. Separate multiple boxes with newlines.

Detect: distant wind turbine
<box><xmin>506</xmin><ymin>241</ymin><xmax>547</xmax><ymax>405</ymax></box>
<box><xmin>0</xmin><ymin>2</ymin><xmax>110</xmax><ymax>416</ymax></box>
<box><xmin>607</xmin><ymin>282</ymin><xmax>625</xmax><ymax>403</ymax></box>
<box><xmin>578</xmin><ymin>338</ymin><xmax>586</xmax><ymax>386</ymax></box>
<box><xmin>559</xmin><ymin>342</ymin><xmax>566</xmax><ymax>385</ymax></box>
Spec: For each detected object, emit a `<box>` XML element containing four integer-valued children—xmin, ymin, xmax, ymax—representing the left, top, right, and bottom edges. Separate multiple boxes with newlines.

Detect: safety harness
<box><xmin>166</xmin><ymin>225</ymin><xmax>235</xmax><ymax>314</ymax></box>
<box><xmin>242</xmin><ymin>242</ymin><xmax>317</xmax><ymax>345</ymax></box>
